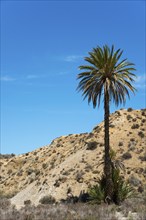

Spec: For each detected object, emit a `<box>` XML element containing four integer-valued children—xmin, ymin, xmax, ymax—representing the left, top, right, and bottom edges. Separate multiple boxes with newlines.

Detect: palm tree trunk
<box><xmin>104</xmin><ymin>86</ymin><xmax>114</xmax><ymax>204</ymax></box>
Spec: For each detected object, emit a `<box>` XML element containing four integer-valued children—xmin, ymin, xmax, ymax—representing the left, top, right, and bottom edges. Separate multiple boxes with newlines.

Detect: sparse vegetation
<box><xmin>131</xmin><ymin>124</ymin><xmax>139</xmax><ymax>129</ymax></box>
<box><xmin>141</xmin><ymin>109</ymin><xmax>146</xmax><ymax>116</ymax></box>
<box><xmin>7</xmin><ymin>169</ymin><xmax>13</xmax><ymax>175</ymax></box>
<box><xmin>109</xmin><ymin>123</ymin><xmax>115</xmax><ymax>128</ymax></box>
<box><xmin>42</xmin><ymin>163</ymin><xmax>48</xmax><ymax>169</ymax></box>
<box><xmin>86</xmin><ymin>141</ymin><xmax>98</xmax><ymax>150</ymax></box>
<box><xmin>26</xmin><ymin>168</ymin><xmax>34</xmax><ymax>175</ymax></box>
<box><xmin>0</xmin><ymin>197</ymin><xmax>145</xmax><ymax>220</ymax></box>
<box><xmin>127</xmin><ymin>115</ymin><xmax>132</xmax><ymax>120</ymax></box>
<box><xmin>127</xmin><ymin>108</ymin><xmax>133</xmax><ymax>112</ymax></box>
<box><xmin>0</xmin><ymin>153</ymin><xmax>15</xmax><ymax>159</ymax></box>
<box><xmin>118</xmin><ymin>142</ymin><xmax>123</xmax><ymax>147</ymax></box>
<box><xmin>122</xmin><ymin>152</ymin><xmax>132</xmax><ymax>160</ymax></box>
<box><xmin>138</xmin><ymin>131</ymin><xmax>144</xmax><ymax>138</ymax></box>
<box><xmin>24</xmin><ymin>200</ymin><xmax>31</xmax><ymax>205</ymax></box>
<box><xmin>139</xmin><ymin>153</ymin><xmax>146</xmax><ymax>161</ymax></box>
<box><xmin>76</xmin><ymin>171</ymin><xmax>85</xmax><ymax>182</ymax></box>
<box><xmin>128</xmin><ymin>175</ymin><xmax>141</xmax><ymax>187</ymax></box>
<box><xmin>39</xmin><ymin>195</ymin><xmax>56</xmax><ymax>204</ymax></box>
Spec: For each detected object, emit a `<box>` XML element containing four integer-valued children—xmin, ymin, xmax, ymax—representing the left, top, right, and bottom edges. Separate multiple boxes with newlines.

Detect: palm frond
<box><xmin>77</xmin><ymin>45</ymin><xmax>136</xmax><ymax>108</ymax></box>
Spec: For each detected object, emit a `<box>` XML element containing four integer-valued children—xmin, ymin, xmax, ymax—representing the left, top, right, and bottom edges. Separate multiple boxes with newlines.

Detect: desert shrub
<box><xmin>127</xmin><ymin>115</ymin><xmax>132</xmax><ymax>120</ymax></box>
<box><xmin>128</xmin><ymin>175</ymin><xmax>141</xmax><ymax>187</ymax></box>
<box><xmin>24</xmin><ymin>200</ymin><xmax>31</xmax><ymax>205</ymax></box>
<box><xmin>39</xmin><ymin>195</ymin><xmax>56</xmax><ymax>204</ymax></box>
<box><xmin>93</xmin><ymin>125</ymin><xmax>102</xmax><ymax>132</ymax></box>
<box><xmin>138</xmin><ymin>186</ymin><xmax>144</xmax><ymax>193</ymax></box>
<box><xmin>115</xmin><ymin>110</ymin><xmax>121</xmax><ymax>116</ymax></box>
<box><xmin>109</xmin><ymin>124</ymin><xmax>115</xmax><ymax>128</ymax></box>
<box><xmin>0</xmin><ymin>198</ymin><xmax>11</xmax><ymax>209</ymax></box>
<box><xmin>132</xmin><ymin>118</ymin><xmax>137</xmax><ymax>122</ymax></box>
<box><xmin>54</xmin><ymin>179</ymin><xmax>60</xmax><ymax>187</ymax></box>
<box><xmin>99</xmin><ymin>142</ymin><xmax>104</xmax><ymax>147</ymax></box>
<box><xmin>62</xmin><ymin>170</ymin><xmax>70</xmax><ymax>176</ymax></box>
<box><xmin>75</xmin><ymin>171</ymin><xmax>85</xmax><ymax>182</ymax></box>
<box><xmin>50</xmin><ymin>161</ymin><xmax>55</xmax><ymax>169</ymax></box>
<box><xmin>84</xmin><ymin>164</ymin><xmax>92</xmax><ymax>172</ymax></box>
<box><xmin>7</xmin><ymin>169</ymin><xmax>13</xmax><ymax>175</ymax></box>
<box><xmin>34</xmin><ymin>169</ymin><xmax>40</xmax><ymax>176</ymax></box>
<box><xmin>128</xmin><ymin>140</ymin><xmax>136</xmax><ymax>151</ymax></box>
<box><xmin>92</xmin><ymin>170</ymin><xmax>99</xmax><ymax>174</ymax></box>
<box><xmin>122</xmin><ymin>152</ymin><xmax>132</xmax><ymax>160</ymax></box>
<box><xmin>138</xmin><ymin>131</ymin><xmax>144</xmax><ymax>138</ymax></box>
<box><xmin>67</xmin><ymin>187</ymin><xmax>72</xmax><ymax>194</ymax></box>
<box><xmin>130</xmin><ymin>138</ymin><xmax>135</xmax><ymax>141</ymax></box>
<box><xmin>33</xmin><ymin>151</ymin><xmax>37</xmax><ymax>155</ymax></box>
<box><xmin>118</xmin><ymin>142</ymin><xmax>123</xmax><ymax>147</ymax></box>
<box><xmin>17</xmin><ymin>169</ymin><xmax>23</xmax><ymax>176</ymax></box>
<box><xmin>127</xmin><ymin>108</ymin><xmax>133</xmax><ymax>112</ymax></box>
<box><xmin>141</xmin><ymin>110</ymin><xmax>146</xmax><ymax>116</ymax></box>
<box><xmin>86</xmin><ymin>141</ymin><xmax>98</xmax><ymax>150</ymax></box>
<box><xmin>0</xmin><ymin>153</ymin><xmax>15</xmax><ymax>159</ymax></box>
<box><xmin>0</xmin><ymin>190</ymin><xmax>18</xmax><ymax>199</ymax></box>
<box><xmin>139</xmin><ymin>153</ymin><xmax>146</xmax><ymax>161</ymax></box>
<box><xmin>27</xmin><ymin>168</ymin><xmax>34</xmax><ymax>175</ymax></box>
<box><xmin>42</xmin><ymin>163</ymin><xmax>48</xmax><ymax>169</ymax></box>
<box><xmin>131</xmin><ymin>124</ymin><xmax>139</xmax><ymax>129</ymax></box>
<box><xmin>59</xmin><ymin>177</ymin><xmax>69</xmax><ymax>185</ymax></box>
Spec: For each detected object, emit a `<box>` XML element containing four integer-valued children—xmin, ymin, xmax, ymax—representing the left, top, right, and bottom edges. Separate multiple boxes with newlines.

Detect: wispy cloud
<box><xmin>0</xmin><ymin>75</ymin><xmax>16</xmax><ymax>82</ymax></box>
<box><xmin>64</xmin><ymin>55</ymin><xmax>83</xmax><ymax>62</ymax></box>
<box><xmin>135</xmin><ymin>74</ymin><xmax>146</xmax><ymax>89</ymax></box>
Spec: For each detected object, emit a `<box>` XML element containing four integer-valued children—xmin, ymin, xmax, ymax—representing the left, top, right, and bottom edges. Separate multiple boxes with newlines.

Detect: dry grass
<box><xmin>0</xmin><ymin>197</ymin><xmax>146</xmax><ymax>220</ymax></box>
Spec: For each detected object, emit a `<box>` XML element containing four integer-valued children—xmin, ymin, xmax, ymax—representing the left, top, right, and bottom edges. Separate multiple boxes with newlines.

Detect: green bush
<box><xmin>112</xmin><ymin>169</ymin><xmax>135</xmax><ymax>203</ymax></box>
<box><xmin>88</xmin><ymin>169</ymin><xmax>135</xmax><ymax>205</ymax></box>
<box><xmin>88</xmin><ymin>184</ymin><xmax>105</xmax><ymax>204</ymax></box>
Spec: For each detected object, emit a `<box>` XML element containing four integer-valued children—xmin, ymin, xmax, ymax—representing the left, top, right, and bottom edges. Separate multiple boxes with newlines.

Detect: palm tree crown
<box><xmin>77</xmin><ymin>45</ymin><xmax>136</xmax><ymax>107</ymax></box>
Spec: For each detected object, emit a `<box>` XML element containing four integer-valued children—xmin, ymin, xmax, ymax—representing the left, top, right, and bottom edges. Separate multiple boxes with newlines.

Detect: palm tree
<box><xmin>77</xmin><ymin>45</ymin><xmax>136</xmax><ymax>204</ymax></box>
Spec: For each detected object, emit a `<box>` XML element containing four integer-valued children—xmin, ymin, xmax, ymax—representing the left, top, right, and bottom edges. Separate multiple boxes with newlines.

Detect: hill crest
<box><xmin>0</xmin><ymin>108</ymin><xmax>146</xmax><ymax>208</ymax></box>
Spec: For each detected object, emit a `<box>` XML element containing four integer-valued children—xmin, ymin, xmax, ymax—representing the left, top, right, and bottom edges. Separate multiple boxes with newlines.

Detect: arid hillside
<box><xmin>0</xmin><ymin>108</ymin><xmax>146</xmax><ymax>208</ymax></box>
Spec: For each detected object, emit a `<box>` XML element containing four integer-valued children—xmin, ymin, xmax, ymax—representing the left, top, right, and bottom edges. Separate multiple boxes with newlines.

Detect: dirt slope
<box><xmin>0</xmin><ymin>108</ymin><xmax>146</xmax><ymax>208</ymax></box>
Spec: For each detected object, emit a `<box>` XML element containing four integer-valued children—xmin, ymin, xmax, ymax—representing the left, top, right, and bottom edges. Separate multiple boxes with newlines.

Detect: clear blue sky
<box><xmin>1</xmin><ymin>0</ymin><xmax>145</xmax><ymax>155</ymax></box>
